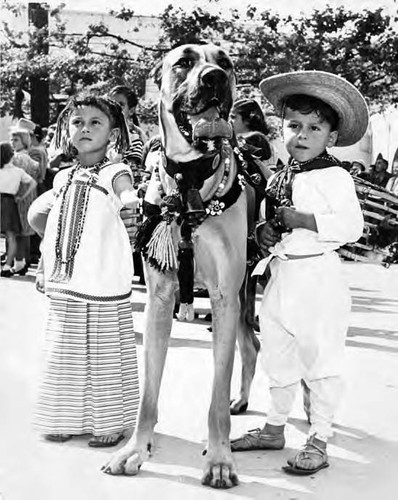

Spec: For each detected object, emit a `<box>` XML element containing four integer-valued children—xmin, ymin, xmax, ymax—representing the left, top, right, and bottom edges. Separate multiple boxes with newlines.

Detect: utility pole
<box><xmin>28</xmin><ymin>2</ymin><xmax>49</xmax><ymax>127</ymax></box>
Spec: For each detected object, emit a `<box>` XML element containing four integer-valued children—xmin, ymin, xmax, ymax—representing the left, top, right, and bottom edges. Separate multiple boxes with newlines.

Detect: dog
<box><xmin>102</xmin><ymin>43</ymin><xmax>262</xmax><ymax>489</ymax></box>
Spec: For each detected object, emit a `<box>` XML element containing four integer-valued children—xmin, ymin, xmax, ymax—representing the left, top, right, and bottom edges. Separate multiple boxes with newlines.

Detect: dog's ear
<box><xmin>150</xmin><ymin>60</ymin><xmax>163</xmax><ymax>89</ymax></box>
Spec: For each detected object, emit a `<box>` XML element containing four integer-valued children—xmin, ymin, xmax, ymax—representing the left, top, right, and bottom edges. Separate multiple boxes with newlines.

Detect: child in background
<box><xmin>230</xmin><ymin>98</ymin><xmax>274</xmax><ymax>180</ymax></box>
<box><xmin>108</xmin><ymin>86</ymin><xmax>146</xmax><ymax>284</ymax></box>
<box><xmin>231</xmin><ymin>71</ymin><xmax>367</xmax><ymax>475</ymax></box>
<box><xmin>9</xmin><ymin>123</ymin><xmax>41</xmax><ymax>273</ymax></box>
<box><xmin>0</xmin><ymin>142</ymin><xmax>37</xmax><ymax>277</ymax></box>
<box><xmin>29</xmin><ymin>94</ymin><xmax>140</xmax><ymax>447</ymax></box>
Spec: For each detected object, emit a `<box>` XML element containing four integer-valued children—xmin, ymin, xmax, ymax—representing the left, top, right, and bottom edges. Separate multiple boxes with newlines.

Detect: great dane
<box><xmin>102</xmin><ymin>43</ymin><xmax>261</xmax><ymax>488</ymax></box>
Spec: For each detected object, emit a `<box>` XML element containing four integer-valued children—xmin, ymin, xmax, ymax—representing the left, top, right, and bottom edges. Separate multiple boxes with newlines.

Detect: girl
<box><xmin>32</xmin><ymin>94</ymin><xmax>140</xmax><ymax>447</ymax></box>
<box><xmin>108</xmin><ymin>85</ymin><xmax>146</xmax><ymax>284</ymax></box>
<box><xmin>108</xmin><ymin>85</ymin><xmax>146</xmax><ymax>169</ymax></box>
<box><xmin>0</xmin><ymin>142</ymin><xmax>37</xmax><ymax>277</ymax></box>
<box><xmin>230</xmin><ymin>98</ymin><xmax>275</xmax><ymax>180</ymax></box>
<box><xmin>9</xmin><ymin>124</ymin><xmax>41</xmax><ymax>273</ymax></box>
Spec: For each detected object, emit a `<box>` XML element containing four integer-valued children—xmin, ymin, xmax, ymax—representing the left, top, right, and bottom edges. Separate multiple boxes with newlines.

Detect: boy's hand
<box><xmin>256</xmin><ymin>222</ymin><xmax>281</xmax><ymax>250</ymax></box>
<box><xmin>276</xmin><ymin>207</ymin><xmax>317</xmax><ymax>232</ymax></box>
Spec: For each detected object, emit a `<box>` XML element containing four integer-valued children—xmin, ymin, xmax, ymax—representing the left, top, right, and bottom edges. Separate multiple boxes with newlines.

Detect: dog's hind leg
<box><xmin>230</xmin><ymin>274</ymin><xmax>261</xmax><ymax>415</ymax></box>
<box><xmin>102</xmin><ymin>266</ymin><xmax>178</xmax><ymax>476</ymax></box>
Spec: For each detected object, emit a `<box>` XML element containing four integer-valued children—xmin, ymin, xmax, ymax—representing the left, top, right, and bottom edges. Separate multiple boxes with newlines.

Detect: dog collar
<box><xmin>162</xmin><ymin>150</ymin><xmax>223</xmax><ymax>189</ymax></box>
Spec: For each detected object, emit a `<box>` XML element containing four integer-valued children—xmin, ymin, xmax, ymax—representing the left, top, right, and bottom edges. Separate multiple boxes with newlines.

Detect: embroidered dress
<box><xmin>35</xmin><ymin>161</ymin><xmax>139</xmax><ymax>436</ymax></box>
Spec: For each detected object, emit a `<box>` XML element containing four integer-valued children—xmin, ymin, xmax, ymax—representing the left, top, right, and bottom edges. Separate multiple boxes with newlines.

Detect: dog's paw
<box><xmin>201</xmin><ymin>460</ymin><xmax>239</xmax><ymax>489</ymax></box>
<box><xmin>229</xmin><ymin>398</ymin><xmax>248</xmax><ymax>415</ymax></box>
<box><xmin>101</xmin><ymin>444</ymin><xmax>148</xmax><ymax>476</ymax></box>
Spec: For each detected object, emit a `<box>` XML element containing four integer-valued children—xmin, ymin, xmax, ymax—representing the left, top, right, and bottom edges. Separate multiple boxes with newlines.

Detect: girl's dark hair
<box><xmin>109</xmin><ymin>85</ymin><xmax>140</xmax><ymax>126</ymax></box>
<box><xmin>282</xmin><ymin>94</ymin><xmax>339</xmax><ymax>131</ymax></box>
<box><xmin>0</xmin><ymin>142</ymin><xmax>14</xmax><ymax>168</ymax></box>
<box><xmin>232</xmin><ymin>98</ymin><xmax>269</xmax><ymax>135</ymax></box>
<box><xmin>54</xmin><ymin>94</ymin><xmax>130</xmax><ymax>155</ymax></box>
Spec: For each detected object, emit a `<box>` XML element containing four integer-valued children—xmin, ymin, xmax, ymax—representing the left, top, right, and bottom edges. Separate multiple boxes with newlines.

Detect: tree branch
<box><xmin>86</xmin><ymin>32</ymin><xmax>164</xmax><ymax>52</ymax></box>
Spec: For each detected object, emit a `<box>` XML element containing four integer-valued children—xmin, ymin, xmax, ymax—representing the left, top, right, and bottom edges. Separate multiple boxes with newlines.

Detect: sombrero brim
<box><xmin>259</xmin><ymin>71</ymin><xmax>369</xmax><ymax>147</ymax></box>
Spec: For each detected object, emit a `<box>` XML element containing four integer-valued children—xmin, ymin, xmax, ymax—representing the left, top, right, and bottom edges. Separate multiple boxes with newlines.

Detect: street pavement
<box><xmin>1</xmin><ymin>257</ymin><xmax>398</xmax><ymax>500</ymax></box>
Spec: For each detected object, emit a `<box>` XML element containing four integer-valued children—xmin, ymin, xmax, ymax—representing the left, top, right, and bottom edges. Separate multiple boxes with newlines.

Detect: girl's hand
<box><xmin>114</xmin><ymin>173</ymin><xmax>139</xmax><ymax>208</ymax></box>
<box><xmin>120</xmin><ymin>189</ymin><xmax>140</xmax><ymax>209</ymax></box>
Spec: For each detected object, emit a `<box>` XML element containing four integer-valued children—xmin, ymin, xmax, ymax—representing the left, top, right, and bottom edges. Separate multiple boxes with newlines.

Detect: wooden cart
<box><xmin>339</xmin><ymin>177</ymin><xmax>398</xmax><ymax>267</ymax></box>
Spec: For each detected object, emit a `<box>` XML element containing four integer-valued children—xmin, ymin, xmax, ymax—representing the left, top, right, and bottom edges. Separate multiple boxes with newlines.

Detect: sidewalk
<box><xmin>1</xmin><ymin>261</ymin><xmax>398</xmax><ymax>500</ymax></box>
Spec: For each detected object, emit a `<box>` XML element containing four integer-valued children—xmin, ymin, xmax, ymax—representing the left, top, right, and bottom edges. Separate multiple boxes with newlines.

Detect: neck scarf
<box><xmin>266</xmin><ymin>152</ymin><xmax>341</xmax><ymax>206</ymax></box>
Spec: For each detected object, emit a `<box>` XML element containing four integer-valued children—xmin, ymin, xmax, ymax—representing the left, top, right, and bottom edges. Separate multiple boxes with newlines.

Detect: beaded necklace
<box><xmin>49</xmin><ymin>157</ymin><xmax>109</xmax><ymax>283</ymax></box>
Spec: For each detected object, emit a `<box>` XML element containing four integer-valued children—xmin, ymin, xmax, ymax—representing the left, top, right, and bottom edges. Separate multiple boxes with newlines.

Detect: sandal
<box><xmin>45</xmin><ymin>434</ymin><xmax>72</xmax><ymax>442</ymax></box>
<box><xmin>283</xmin><ymin>435</ymin><xmax>329</xmax><ymax>475</ymax></box>
<box><xmin>231</xmin><ymin>427</ymin><xmax>285</xmax><ymax>452</ymax></box>
<box><xmin>88</xmin><ymin>433</ymin><xmax>125</xmax><ymax>448</ymax></box>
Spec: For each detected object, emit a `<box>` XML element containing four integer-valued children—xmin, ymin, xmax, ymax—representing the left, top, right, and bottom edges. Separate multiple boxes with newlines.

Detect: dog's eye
<box><xmin>217</xmin><ymin>58</ymin><xmax>232</xmax><ymax>71</ymax></box>
<box><xmin>175</xmin><ymin>58</ymin><xmax>194</xmax><ymax>69</ymax></box>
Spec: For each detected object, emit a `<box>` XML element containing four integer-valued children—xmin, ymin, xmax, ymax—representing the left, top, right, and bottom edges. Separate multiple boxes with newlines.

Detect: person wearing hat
<box><xmin>349</xmin><ymin>159</ymin><xmax>367</xmax><ymax>178</ymax></box>
<box><xmin>367</xmin><ymin>154</ymin><xmax>391</xmax><ymax>187</ymax></box>
<box><xmin>231</xmin><ymin>71</ymin><xmax>366</xmax><ymax>476</ymax></box>
<box><xmin>9</xmin><ymin>119</ymin><xmax>41</xmax><ymax>274</ymax></box>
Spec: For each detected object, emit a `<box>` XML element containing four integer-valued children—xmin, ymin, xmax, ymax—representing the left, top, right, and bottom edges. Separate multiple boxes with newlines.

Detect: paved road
<box><xmin>1</xmin><ymin>260</ymin><xmax>398</xmax><ymax>500</ymax></box>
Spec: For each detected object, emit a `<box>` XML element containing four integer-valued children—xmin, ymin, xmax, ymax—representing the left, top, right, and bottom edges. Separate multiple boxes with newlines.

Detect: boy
<box><xmin>231</xmin><ymin>71</ymin><xmax>367</xmax><ymax>475</ymax></box>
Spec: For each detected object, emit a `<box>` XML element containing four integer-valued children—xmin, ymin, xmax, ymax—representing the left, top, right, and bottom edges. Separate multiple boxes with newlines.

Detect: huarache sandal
<box><xmin>231</xmin><ymin>427</ymin><xmax>285</xmax><ymax>452</ymax></box>
<box><xmin>45</xmin><ymin>434</ymin><xmax>72</xmax><ymax>442</ymax></box>
<box><xmin>283</xmin><ymin>435</ymin><xmax>329</xmax><ymax>476</ymax></box>
<box><xmin>88</xmin><ymin>433</ymin><xmax>125</xmax><ymax>448</ymax></box>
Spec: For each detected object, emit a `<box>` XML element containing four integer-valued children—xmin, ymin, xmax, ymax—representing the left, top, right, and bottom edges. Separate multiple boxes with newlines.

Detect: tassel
<box><xmin>146</xmin><ymin>220</ymin><xmax>178</xmax><ymax>272</ymax></box>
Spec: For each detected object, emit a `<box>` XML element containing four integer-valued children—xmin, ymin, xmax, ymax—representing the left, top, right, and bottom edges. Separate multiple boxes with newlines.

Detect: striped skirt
<box><xmin>35</xmin><ymin>297</ymin><xmax>140</xmax><ymax>436</ymax></box>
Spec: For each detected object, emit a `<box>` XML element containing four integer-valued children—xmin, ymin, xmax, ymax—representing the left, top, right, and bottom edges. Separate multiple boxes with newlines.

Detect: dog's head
<box><xmin>156</xmin><ymin>43</ymin><xmax>236</xmax><ymax>162</ymax></box>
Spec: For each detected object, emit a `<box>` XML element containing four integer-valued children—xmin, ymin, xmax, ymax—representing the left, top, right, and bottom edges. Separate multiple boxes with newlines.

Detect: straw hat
<box><xmin>10</xmin><ymin>118</ymin><xmax>36</xmax><ymax>135</ymax></box>
<box><xmin>259</xmin><ymin>71</ymin><xmax>369</xmax><ymax>147</ymax></box>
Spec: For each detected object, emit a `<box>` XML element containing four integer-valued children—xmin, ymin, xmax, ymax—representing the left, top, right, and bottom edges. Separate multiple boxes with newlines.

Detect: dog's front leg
<box><xmin>102</xmin><ymin>267</ymin><xmax>178</xmax><ymax>476</ymax></box>
<box><xmin>202</xmin><ymin>290</ymin><xmax>240</xmax><ymax>488</ymax></box>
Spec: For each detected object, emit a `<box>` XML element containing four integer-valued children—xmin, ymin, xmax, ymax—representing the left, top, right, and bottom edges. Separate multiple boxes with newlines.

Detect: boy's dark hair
<box><xmin>0</xmin><ymin>142</ymin><xmax>14</xmax><ymax>168</ymax></box>
<box><xmin>54</xmin><ymin>94</ymin><xmax>130</xmax><ymax>156</ymax></box>
<box><xmin>232</xmin><ymin>98</ymin><xmax>270</xmax><ymax>135</ymax></box>
<box><xmin>282</xmin><ymin>94</ymin><xmax>339</xmax><ymax>131</ymax></box>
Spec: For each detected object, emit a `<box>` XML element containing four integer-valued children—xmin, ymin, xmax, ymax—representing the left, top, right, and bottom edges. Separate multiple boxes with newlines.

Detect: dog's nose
<box><xmin>201</xmin><ymin>67</ymin><xmax>228</xmax><ymax>88</ymax></box>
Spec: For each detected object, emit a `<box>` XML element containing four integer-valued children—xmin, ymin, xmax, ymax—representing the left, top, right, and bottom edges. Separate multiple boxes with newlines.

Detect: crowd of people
<box><xmin>0</xmin><ymin>71</ymin><xmax>397</xmax><ymax>478</ymax></box>
<box><xmin>344</xmin><ymin>154</ymin><xmax>398</xmax><ymax>193</ymax></box>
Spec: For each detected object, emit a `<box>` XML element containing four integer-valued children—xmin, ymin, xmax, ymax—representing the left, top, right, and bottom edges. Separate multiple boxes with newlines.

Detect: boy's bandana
<box><xmin>266</xmin><ymin>152</ymin><xmax>341</xmax><ymax>206</ymax></box>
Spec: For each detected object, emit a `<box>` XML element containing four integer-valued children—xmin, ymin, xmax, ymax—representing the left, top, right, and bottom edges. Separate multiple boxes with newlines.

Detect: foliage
<box><xmin>0</xmin><ymin>2</ymin><xmax>156</xmax><ymax>123</ymax></box>
<box><xmin>1</xmin><ymin>1</ymin><xmax>397</xmax><ymax>127</ymax></box>
<box><xmin>156</xmin><ymin>3</ymin><xmax>398</xmax><ymax>111</ymax></box>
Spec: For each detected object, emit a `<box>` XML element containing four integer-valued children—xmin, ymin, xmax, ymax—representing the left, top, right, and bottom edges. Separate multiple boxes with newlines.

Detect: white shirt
<box><xmin>386</xmin><ymin>175</ymin><xmax>398</xmax><ymax>195</ymax></box>
<box><xmin>0</xmin><ymin>161</ymin><xmax>33</xmax><ymax>195</ymax></box>
<box><xmin>270</xmin><ymin>166</ymin><xmax>364</xmax><ymax>256</ymax></box>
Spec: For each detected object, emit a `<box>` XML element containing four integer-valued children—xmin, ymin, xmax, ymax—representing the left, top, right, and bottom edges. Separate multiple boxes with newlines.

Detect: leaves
<box><xmin>1</xmin><ymin>0</ymin><xmax>397</xmax><ymax>123</ymax></box>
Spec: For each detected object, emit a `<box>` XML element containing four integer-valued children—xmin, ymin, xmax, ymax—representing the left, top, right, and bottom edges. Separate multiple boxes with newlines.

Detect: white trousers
<box><xmin>259</xmin><ymin>252</ymin><xmax>350</xmax><ymax>440</ymax></box>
